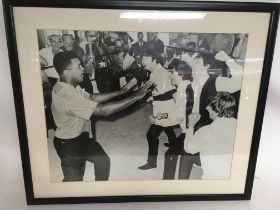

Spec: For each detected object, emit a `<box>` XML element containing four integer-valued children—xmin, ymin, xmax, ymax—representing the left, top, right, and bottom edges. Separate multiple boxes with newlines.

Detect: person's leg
<box><xmin>178</xmin><ymin>152</ymin><xmax>201</xmax><ymax>179</ymax></box>
<box><xmin>138</xmin><ymin>124</ymin><xmax>164</xmax><ymax>170</ymax></box>
<box><xmin>163</xmin><ymin>134</ymin><xmax>184</xmax><ymax>179</ymax></box>
<box><xmin>53</xmin><ymin>136</ymin><xmax>87</xmax><ymax>181</ymax></box>
<box><xmin>147</xmin><ymin>124</ymin><xmax>164</xmax><ymax>165</ymax></box>
<box><xmin>85</xmin><ymin>139</ymin><xmax>111</xmax><ymax>181</ymax></box>
<box><xmin>163</xmin><ymin>147</ymin><xmax>178</xmax><ymax>179</ymax></box>
<box><xmin>163</xmin><ymin>126</ymin><xmax>177</xmax><ymax>145</ymax></box>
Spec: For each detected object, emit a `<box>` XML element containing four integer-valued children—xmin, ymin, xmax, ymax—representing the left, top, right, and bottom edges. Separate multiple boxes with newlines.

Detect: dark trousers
<box><xmin>178</xmin><ymin>152</ymin><xmax>201</xmax><ymax>179</ymax></box>
<box><xmin>54</xmin><ymin>132</ymin><xmax>110</xmax><ymax>182</ymax></box>
<box><xmin>163</xmin><ymin>134</ymin><xmax>184</xmax><ymax>179</ymax></box>
<box><xmin>146</xmin><ymin>124</ymin><xmax>176</xmax><ymax>165</ymax></box>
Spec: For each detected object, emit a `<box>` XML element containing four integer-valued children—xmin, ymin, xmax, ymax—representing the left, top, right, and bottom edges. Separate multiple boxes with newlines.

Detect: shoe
<box><xmin>138</xmin><ymin>163</ymin><xmax>157</xmax><ymax>170</ymax></box>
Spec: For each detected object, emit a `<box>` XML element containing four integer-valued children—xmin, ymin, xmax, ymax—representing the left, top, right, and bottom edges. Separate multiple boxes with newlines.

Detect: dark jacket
<box><xmin>147</xmin><ymin>39</ymin><xmax>164</xmax><ymax>59</ymax></box>
<box><xmin>129</xmin><ymin>41</ymin><xmax>147</xmax><ymax>57</ymax></box>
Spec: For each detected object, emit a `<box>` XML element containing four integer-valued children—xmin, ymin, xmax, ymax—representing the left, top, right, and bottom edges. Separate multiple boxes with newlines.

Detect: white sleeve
<box><xmin>184</xmin><ymin>127</ymin><xmax>208</xmax><ymax>154</ymax></box>
<box><xmin>123</xmin><ymin>54</ymin><xmax>135</xmax><ymax>71</ymax></box>
<box><xmin>216</xmin><ymin>59</ymin><xmax>243</xmax><ymax>93</ymax></box>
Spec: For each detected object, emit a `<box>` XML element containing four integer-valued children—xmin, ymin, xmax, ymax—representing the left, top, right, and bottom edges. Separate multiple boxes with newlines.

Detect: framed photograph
<box><xmin>3</xmin><ymin>0</ymin><xmax>280</xmax><ymax>205</ymax></box>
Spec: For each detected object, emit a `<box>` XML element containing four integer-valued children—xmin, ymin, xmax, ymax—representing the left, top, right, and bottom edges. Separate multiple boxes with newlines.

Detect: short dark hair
<box><xmin>155</xmin><ymin>53</ymin><xmax>166</xmax><ymax>66</ymax></box>
<box><xmin>167</xmin><ymin>58</ymin><xmax>180</xmax><ymax>69</ymax></box>
<box><xmin>62</xmin><ymin>34</ymin><xmax>74</xmax><ymax>41</ymax></box>
<box><xmin>208</xmin><ymin>91</ymin><xmax>236</xmax><ymax>118</ymax></box>
<box><xmin>53</xmin><ymin>51</ymin><xmax>79</xmax><ymax>76</ymax></box>
<box><xmin>137</xmin><ymin>32</ymin><xmax>143</xmax><ymax>36</ymax></box>
<box><xmin>187</xmin><ymin>41</ymin><xmax>196</xmax><ymax>48</ymax></box>
<box><xmin>168</xmin><ymin>59</ymin><xmax>193</xmax><ymax>82</ymax></box>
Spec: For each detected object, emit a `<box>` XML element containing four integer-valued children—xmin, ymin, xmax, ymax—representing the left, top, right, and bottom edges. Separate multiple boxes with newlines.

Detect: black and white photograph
<box><xmin>38</xmin><ymin>29</ymin><xmax>248</xmax><ymax>182</ymax></box>
<box><xmin>4</xmin><ymin>1</ymin><xmax>279</xmax><ymax>203</ymax></box>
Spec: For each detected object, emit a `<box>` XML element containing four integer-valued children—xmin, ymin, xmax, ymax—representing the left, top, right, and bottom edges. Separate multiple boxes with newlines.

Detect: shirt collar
<box><xmin>57</xmin><ymin>81</ymin><xmax>82</xmax><ymax>91</ymax></box>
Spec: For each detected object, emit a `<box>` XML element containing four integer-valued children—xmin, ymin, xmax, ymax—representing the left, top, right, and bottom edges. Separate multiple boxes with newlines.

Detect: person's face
<box><xmin>166</xmin><ymin>49</ymin><xmax>173</xmax><ymax>59</ymax></box>
<box><xmin>86</xmin><ymin>32</ymin><xmax>98</xmax><ymax>43</ymax></box>
<box><xmin>67</xmin><ymin>58</ymin><xmax>84</xmax><ymax>84</ymax></box>
<box><xmin>212</xmin><ymin>34</ymin><xmax>225</xmax><ymax>53</ymax></box>
<box><xmin>206</xmin><ymin>105</ymin><xmax>218</xmax><ymax>120</ymax></box>
<box><xmin>169</xmin><ymin>70</ymin><xmax>183</xmax><ymax>87</ymax></box>
<box><xmin>142</xmin><ymin>56</ymin><xmax>153</xmax><ymax>70</ymax></box>
<box><xmin>138</xmin><ymin>33</ymin><xmax>144</xmax><ymax>42</ymax></box>
<box><xmin>50</xmin><ymin>38</ymin><xmax>62</xmax><ymax>53</ymax></box>
<box><xmin>116</xmin><ymin>51</ymin><xmax>124</xmax><ymax>68</ymax></box>
<box><xmin>62</xmin><ymin>36</ymin><xmax>74</xmax><ymax>51</ymax></box>
<box><xmin>135</xmin><ymin>56</ymin><xmax>142</xmax><ymax>65</ymax></box>
<box><xmin>151</xmin><ymin>32</ymin><xmax>158</xmax><ymax>40</ymax></box>
<box><xmin>187</xmin><ymin>44</ymin><xmax>196</xmax><ymax>54</ymax></box>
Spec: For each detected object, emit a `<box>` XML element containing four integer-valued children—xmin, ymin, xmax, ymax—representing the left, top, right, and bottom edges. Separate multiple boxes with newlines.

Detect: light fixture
<box><xmin>120</xmin><ymin>11</ymin><xmax>207</xmax><ymax>20</ymax></box>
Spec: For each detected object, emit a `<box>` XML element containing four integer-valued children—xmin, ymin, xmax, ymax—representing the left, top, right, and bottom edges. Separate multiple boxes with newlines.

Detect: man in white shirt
<box><xmin>39</xmin><ymin>34</ymin><xmax>62</xmax><ymax>79</ymax></box>
<box><xmin>158</xmin><ymin>59</ymin><xmax>194</xmax><ymax>179</ymax></box>
<box><xmin>40</xmin><ymin>34</ymin><xmax>63</xmax><ymax>133</ymax></box>
<box><xmin>180</xmin><ymin>41</ymin><xmax>199</xmax><ymax>68</ymax></box>
<box><xmin>52</xmin><ymin>51</ymin><xmax>153</xmax><ymax>181</ymax></box>
<box><xmin>138</xmin><ymin>54</ymin><xmax>176</xmax><ymax>170</ymax></box>
<box><xmin>178</xmin><ymin>50</ymin><xmax>243</xmax><ymax>179</ymax></box>
<box><xmin>182</xmin><ymin>91</ymin><xmax>237</xmax><ymax>179</ymax></box>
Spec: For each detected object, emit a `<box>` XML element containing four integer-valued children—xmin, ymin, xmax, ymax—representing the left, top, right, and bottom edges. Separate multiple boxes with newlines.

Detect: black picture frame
<box><xmin>2</xmin><ymin>0</ymin><xmax>280</xmax><ymax>205</ymax></box>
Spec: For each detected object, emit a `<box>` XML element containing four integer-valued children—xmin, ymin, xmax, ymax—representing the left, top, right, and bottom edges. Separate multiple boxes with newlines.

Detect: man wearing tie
<box><xmin>129</xmin><ymin>32</ymin><xmax>147</xmax><ymax>57</ymax></box>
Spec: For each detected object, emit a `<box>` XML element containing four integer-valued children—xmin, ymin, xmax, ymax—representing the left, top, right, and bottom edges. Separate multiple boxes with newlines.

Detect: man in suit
<box><xmin>129</xmin><ymin>32</ymin><xmax>147</xmax><ymax>57</ymax></box>
<box><xmin>147</xmin><ymin>32</ymin><xmax>164</xmax><ymax>61</ymax></box>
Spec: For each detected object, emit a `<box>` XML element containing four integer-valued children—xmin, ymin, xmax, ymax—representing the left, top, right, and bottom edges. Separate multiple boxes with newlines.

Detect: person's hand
<box><xmin>122</xmin><ymin>78</ymin><xmax>138</xmax><ymax>93</ymax></box>
<box><xmin>188</xmin><ymin>113</ymin><xmax>201</xmax><ymax>128</ymax></box>
<box><xmin>135</xmin><ymin>81</ymin><xmax>154</xmax><ymax>99</ymax></box>
<box><xmin>215</xmin><ymin>50</ymin><xmax>230</xmax><ymax>62</ymax></box>
<box><xmin>140</xmin><ymin>81</ymin><xmax>155</xmax><ymax>92</ymax></box>
<box><xmin>156</xmin><ymin>112</ymin><xmax>168</xmax><ymax>120</ymax></box>
<box><xmin>146</xmin><ymin>96</ymin><xmax>154</xmax><ymax>103</ymax></box>
<box><xmin>149</xmin><ymin>115</ymin><xmax>156</xmax><ymax>124</ymax></box>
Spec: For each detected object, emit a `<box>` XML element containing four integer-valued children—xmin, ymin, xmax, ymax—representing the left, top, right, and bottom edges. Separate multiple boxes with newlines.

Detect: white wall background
<box><xmin>0</xmin><ymin>0</ymin><xmax>279</xmax><ymax>209</ymax></box>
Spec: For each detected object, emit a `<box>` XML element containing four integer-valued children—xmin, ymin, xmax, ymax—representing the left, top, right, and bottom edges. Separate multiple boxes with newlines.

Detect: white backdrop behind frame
<box><xmin>13</xmin><ymin>7</ymin><xmax>270</xmax><ymax>198</ymax></box>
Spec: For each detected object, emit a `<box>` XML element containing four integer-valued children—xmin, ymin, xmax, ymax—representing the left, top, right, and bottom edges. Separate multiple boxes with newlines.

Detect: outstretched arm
<box><xmin>90</xmin><ymin>78</ymin><xmax>137</xmax><ymax>103</ymax></box>
<box><xmin>215</xmin><ymin>50</ymin><xmax>243</xmax><ymax>93</ymax></box>
<box><xmin>93</xmin><ymin>81</ymin><xmax>153</xmax><ymax>116</ymax></box>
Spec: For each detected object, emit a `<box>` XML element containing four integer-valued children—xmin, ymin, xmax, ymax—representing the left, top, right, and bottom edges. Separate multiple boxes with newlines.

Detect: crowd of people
<box><xmin>39</xmin><ymin>30</ymin><xmax>245</xmax><ymax>181</ymax></box>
